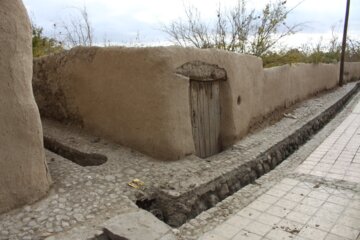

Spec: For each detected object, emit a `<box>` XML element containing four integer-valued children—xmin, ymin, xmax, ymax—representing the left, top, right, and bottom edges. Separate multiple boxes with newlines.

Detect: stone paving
<box><xmin>296</xmin><ymin>103</ymin><xmax>360</xmax><ymax>183</ymax></box>
<box><xmin>0</xmin><ymin>83</ymin><xmax>359</xmax><ymax>240</ymax></box>
<box><xmin>196</xmin><ymin>101</ymin><xmax>360</xmax><ymax>240</ymax></box>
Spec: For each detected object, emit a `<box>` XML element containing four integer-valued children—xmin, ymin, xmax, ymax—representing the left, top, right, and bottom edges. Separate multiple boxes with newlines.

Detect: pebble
<box><xmin>24</xmin><ymin>206</ymin><xmax>31</xmax><ymax>212</ymax></box>
<box><xmin>28</xmin><ymin>221</ymin><xmax>37</xmax><ymax>227</ymax></box>
<box><xmin>61</xmin><ymin>221</ymin><xmax>70</xmax><ymax>228</ymax></box>
<box><xmin>54</xmin><ymin>226</ymin><xmax>63</xmax><ymax>232</ymax></box>
<box><xmin>74</xmin><ymin>214</ymin><xmax>84</xmax><ymax>222</ymax></box>
<box><xmin>22</xmin><ymin>217</ymin><xmax>31</xmax><ymax>223</ymax></box>
<box><xmin>125</xmin><ymin>169</ymin><xmax>137</xmax><ymax>175</ymax></box>
<box><xmin>45</xmin><ymin>222</ymin><xmax>53</xmax><ymax>229</ymax></box>
<box><xmin>105</xmin><ymin>175</ymin><xmax>115</xmax><ymax>181</ymax></box>
<box><xmin>53</xmin><ymin>208</ymin><xmax>61</xmax><ymax>213</ymax></box>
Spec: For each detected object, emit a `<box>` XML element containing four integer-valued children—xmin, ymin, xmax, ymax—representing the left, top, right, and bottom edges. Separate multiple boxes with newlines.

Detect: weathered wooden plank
<box><xmin>203</xmin><ymin>83</ymin><xmax>210</xmax><ymax>156</ymax></box>
<box><xmin>210</xmin><ymin>82</ymin><xmax>220</xmax><ymax>155</ymax></box>
<box><xmin>190</xmin><ymin>82</ymin><xmax>200</xmax><ymax>156</ymax></box>
<box><xmin>206</xmin><ymin>83</ymin><xmax>214</xmax><ymax>156</ymax></box>
<box><xmin>199</xmin><ymin>83</ymin><xmax>206</xmax><ymax>157</ymax></box>
<box><xmin>190</xmin><ymin>80</ymin><xmax>221</xmax><ymax>158</ymax></box>
<box><xmin>214</xmin><ymin>82</ymin><xmax>220</xmax><ymax>154</ymax></box>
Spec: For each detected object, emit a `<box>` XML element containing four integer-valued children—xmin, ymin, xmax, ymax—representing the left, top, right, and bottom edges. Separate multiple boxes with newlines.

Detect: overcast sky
<box><xmin>24</xmin><ymin>0</ymin><xmax>360</xmax><ymax>48</ymax></box>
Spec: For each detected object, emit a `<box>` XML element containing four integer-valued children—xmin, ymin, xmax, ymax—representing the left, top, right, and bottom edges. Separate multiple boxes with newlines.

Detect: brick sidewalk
<box><xmin>198</xmin><ymin>102</ymin><xmax>360</xmax><ymax>240</ymax></box>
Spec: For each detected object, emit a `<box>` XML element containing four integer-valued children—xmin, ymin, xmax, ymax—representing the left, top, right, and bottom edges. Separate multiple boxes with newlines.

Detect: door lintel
<box><xmin>176</xmin><ymin>61</ymin><xmax>227</xmax><ymax>82</ymax></box>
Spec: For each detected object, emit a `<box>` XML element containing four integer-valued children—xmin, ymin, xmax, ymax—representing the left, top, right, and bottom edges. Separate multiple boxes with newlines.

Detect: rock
<box><xmin>208</xmin><ymin>194</ymin><xmax>220</xmax><ymax>207</ymax></box>
<box><xmin>45</xmin><ymin>222</ymin><xmax>53</xmax><ymax>229</ymax></box>
<box><xmin>270</xmin><ymin>157</ymin><xmax>277</xmax><ymax>169</ymax></box>
<box><xmin>61</xmin><ymin>221</ymin><xmax>70</xmax><ymax>228</ymax></box>
<box><xmin>125</xmin><ymin>169</ymin><xmax>137</xmax><ymax>175</ymax></box>
<box><xmin>105</xmin><ymin>175</ymin><xmax>115</xmax><ymax>181</ymax></box>
<box><xmin>22</xmin><ymin>217</ymin><xmax>31</xmax><ymax>223</ymax></box>
<box><xmin>249</xmin><ymin>170</ymin><xmax>257</xmax><ymax>183</ymax></box>
<box><xmin>256</xmin><ymin>163</ymin><xmax>264</xmax><ymax>176</ymax></box>
<box><xmin>240</xmin><ymin>174</ymin><xmax>250</xmax><ymax>186</ymax></box>
<box><xmin>28</xmin><ymin>221</ymin><xmax>37</xmax><ymax>227</ymax></box>
<box><xmin>195</xmin><ymin>200</ymin><xmax>208</xmax><ymax>213</ymax></box>
<box><xmin>167</xmin><ymin>213</ymin><xmax>188</xmax><ymax>228</ymax></box>
<box><xmin>217</xmin><ymin>183</ymin><xmax>230</xmax><ymax>199</ymax></box>
<box><xmin>74</xmin><ymin>213</ymin><xmax>85</xmax><ymax>222</ymax></box>
<box><xmin>0</xmin><ymin>0</ymin><xmax>50</xmax><ymax>213</ymax></box>
<box><xmin>102</xmin><ymin>210</ymin><xmax>173</xmax><ymax>239</ymax></box>
<box><xmin>54</xmin><ymin>226</ymin><xmax>63</xmax><ymax>233</ymax></box>
<box><xmin>263</xmin><ymin>163</ymin><xmax>271</xmax><ymax>173</ymax></box>
<box><xmin>24</xmin><ymin>206</ymin><xmax>32</xmax><ymax>212</ymax></box>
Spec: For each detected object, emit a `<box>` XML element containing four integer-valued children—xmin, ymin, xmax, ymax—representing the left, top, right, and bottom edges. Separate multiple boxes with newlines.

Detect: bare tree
<box><xmin>162</xmin><ymin>4</ymin><xmax>212</xmax><ymax>48</ymax></box>
<box><xmin>59</xmin><ymin>6</ymin><xmax>94</xmax><ymax>48</ymax></box>
<box><xmin>214</xmin><ymin>0</ymin><xmax>254</xmax><ymax>52</ymax></box>
<box><xmin>250</xmin><ymin>1</ymin><xmax>302</xmax><ymax>56</ymax></box>
<box><xmin>162</xmin><ymin>0</ymin><xmax>303</xmax><ymax>56</ymax></box>
<box><xmin>328</xmin><ymin>24</ymin><xmax>340</xmax><ymax>54</ymax></box>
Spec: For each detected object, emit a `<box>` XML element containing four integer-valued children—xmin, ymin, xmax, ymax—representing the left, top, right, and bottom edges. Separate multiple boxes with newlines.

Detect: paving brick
<box><xmin>298</xmin><ymin>226</ymin><xmax>327</xmax><ymax>240</ymax></box>
<box><xmin>231</xmin><ymin>230</ymin><xmax>263</xmax><ymax>240</ymax></box>
<box><xmin>330</xmin><ymin>224</ymin><xmax>360</xmax><ymax>239</ymax></box>
<box><xmin>285</xmin><ymin>211</ymin><xmax>311</xmax><ymax>225</ymax></box>
<box><xmin>243</xmin><ymin>221</ymin><xmax>273</xmax><ymax>236</ymax></box>
<box><xmin>212</xmin><ymin>223</ymin><xmax>241</xmax><ymax>239</ymax></box>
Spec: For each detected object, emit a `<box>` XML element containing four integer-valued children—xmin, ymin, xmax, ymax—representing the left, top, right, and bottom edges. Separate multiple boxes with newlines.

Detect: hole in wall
<box><xmin>237</xmin><ymin>95</ymin><xmax>242</xmax><ymax>105</ymax></box>
<box><xmin>44</xmin><ymin>136</ymin><xmax>107</xmax><ymax>166</ymax></box>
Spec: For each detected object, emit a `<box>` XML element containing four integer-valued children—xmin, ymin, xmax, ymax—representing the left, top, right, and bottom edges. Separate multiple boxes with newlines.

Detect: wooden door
<box><xmin>190</xmin><ymin>80</ymin><xmax>221</xmax><ymax>158</ymax></box>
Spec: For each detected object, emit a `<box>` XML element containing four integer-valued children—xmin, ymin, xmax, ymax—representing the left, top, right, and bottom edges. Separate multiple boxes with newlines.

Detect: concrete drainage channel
<box><xmin>136</xmin><ymin>83</ymin><xmax>360</xmax><ymax>228</ymax></box>
<box><xmin>44</xmin><ymin>136</ymin><xmax>108</xmax><ymax>166</ymax></box>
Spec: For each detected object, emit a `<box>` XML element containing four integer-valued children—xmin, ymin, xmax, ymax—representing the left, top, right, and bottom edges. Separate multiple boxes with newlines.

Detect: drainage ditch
<box><xmin>136</xmin><ymin>83</ymin><xmax>360</xmax><ymax>227</ymax></box>
<box><xmin>44</xmin><ymin>136</ymin><xmax>107</xmax><ymax>166</ymax></box>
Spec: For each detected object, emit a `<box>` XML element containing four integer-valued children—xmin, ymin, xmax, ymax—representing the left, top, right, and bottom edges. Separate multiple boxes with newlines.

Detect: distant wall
<box><xmin>345</xmin><ymin>62</ymin><xmax>360</xmax><ymax>82</ymax></box>
<box><xmin>33</xmin><ymin>47</ymin><xmax>360</xmax><ymax>160</ymax></box>
<box><xmin>261</xmin><ymin>62</ymin><xmax>360</xmax><ymax>115</ymax></box>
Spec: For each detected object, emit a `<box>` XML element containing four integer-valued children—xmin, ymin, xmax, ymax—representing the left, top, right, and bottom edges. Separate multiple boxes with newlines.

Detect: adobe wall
<box><xmin>262</xmin><ymin>63</ymin><xmax>360</xmax><ymax>115</ymax></box>
<box><xmin>33</xmin><ymin>47</ymin><xmax>360</xmax><ymax>160</ymax></box>
<box><xmin>0</xmin><ymin>0</ymin><xmax>50</xmax><ymax>213</ymax></box>
<box><xmin>345</xmin><ymin>62</ymin><xmax>360</xmax><ymax>82</ymax></box>
<box><xmin>33</xmin><ymin>47</ymin><xmax>263</xmax><ymax>160</ymax></box>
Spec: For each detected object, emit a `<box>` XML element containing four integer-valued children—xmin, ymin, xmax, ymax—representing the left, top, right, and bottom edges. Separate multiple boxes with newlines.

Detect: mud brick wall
<box><xmin>32</xmin><ymin>47</ymin><xmax>360</xmax><ymax>160</ymax></box>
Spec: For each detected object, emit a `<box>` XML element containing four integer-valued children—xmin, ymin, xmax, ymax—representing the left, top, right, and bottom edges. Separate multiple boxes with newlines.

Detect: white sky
<box><xmin>24</xmin><ymin>0</ymin><xmax>360</xmax><ymax>48</ymax></box>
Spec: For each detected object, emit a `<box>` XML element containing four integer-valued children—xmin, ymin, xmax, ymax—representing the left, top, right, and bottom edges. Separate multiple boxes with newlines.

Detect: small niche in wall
<box><xmin>237</xmin><ymin>95</ymin><xmax>242</xmax><ymax>105</ymax></box>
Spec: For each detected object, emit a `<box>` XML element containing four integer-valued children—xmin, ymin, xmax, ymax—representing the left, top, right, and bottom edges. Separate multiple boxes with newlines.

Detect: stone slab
<box><xmin>101</xmin><ymin>209</ymin><xmax>174</xmax><ymax>240</ymax></box>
